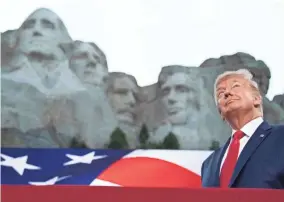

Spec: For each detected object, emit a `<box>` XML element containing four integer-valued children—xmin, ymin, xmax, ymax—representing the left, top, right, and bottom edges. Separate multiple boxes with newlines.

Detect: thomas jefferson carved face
<box><xmin>160</xmin><ymin>72</ymin><xmax>198</xmax><ymax>125</ymax></box>
<box><xmin>69</xmin><ymin>42</ymin><xmax>108</xmax><ymax>87</ymax></box>
<box><xmin>16</xmin><ymin>8</ymin><xmax>70</xmax><ymax>59</ymax></box>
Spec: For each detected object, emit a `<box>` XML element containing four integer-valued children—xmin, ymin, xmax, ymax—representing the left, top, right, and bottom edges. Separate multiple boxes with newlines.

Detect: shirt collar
<box><xmin>232</xmin><ymin>117</ymin><xmax>264</xmax><ymax>137</ymax></box>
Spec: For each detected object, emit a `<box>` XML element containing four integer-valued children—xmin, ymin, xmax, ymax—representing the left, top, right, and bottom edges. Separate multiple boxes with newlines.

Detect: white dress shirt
<box><xmin>220</xmin><ymin>117</ymin><xmax>264</xmax><ymax>173</ymax></box>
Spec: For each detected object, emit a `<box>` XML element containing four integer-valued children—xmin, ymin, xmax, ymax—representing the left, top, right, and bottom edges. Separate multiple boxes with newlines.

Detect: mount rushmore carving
<box><xmin>1</xmin><ymin>8</ymin><xmax>284</xmax><ymax>150</ymax></box>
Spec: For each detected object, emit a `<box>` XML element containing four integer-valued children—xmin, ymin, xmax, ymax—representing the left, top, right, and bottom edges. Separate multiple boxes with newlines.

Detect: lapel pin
<box><xmin>260</xmin><ymin>134</ymin><xmax>265</xmax><ymax>138</ymax></box>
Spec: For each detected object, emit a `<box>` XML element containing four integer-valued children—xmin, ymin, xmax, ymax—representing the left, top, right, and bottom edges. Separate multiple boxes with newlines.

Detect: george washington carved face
<box><xmin>16</xmin><ymin>8</ymin><xmax>71</xmax><ymax>60</ymax></box>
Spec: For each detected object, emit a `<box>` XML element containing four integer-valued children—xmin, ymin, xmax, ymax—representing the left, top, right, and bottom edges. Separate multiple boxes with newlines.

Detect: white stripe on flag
<box><xmin>123</xmin><ymin>150</ymin><xmax>212</xmax><ymax>175</ymax></box>
<box><xmin>90</xmin><ymin>179</ymin><xmax>121</xmax><ymax>186</ymax></box>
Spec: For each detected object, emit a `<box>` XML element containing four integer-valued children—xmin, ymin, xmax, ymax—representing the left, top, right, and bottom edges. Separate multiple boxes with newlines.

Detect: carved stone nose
<box><xmin>168</xmin><ymin>99</ymin><xmax>176</xmax><ymax>105</ymax></box>
<box><xmin>128</xmin><ymin>103</ymin><xmax>135</xmax><ymax>108</ymax></box>
<box><xmin>33</xmin><ymin>31</ymin><xmax>42</xmax><ymax>37</ymax></box>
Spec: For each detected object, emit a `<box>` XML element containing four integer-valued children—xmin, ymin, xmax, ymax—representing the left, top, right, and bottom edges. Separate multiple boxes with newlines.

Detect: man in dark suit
<box><xmin>201</xmin><ymin>69</ymin><xmax>284</xmax><ymax>189</ymax></box>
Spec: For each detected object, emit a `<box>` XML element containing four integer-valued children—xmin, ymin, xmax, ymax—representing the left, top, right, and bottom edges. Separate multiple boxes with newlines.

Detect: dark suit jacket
<box><xmin>201</xmin><ymin>121</ymin><xmax>284</xmax><ymax>189</ymax></box>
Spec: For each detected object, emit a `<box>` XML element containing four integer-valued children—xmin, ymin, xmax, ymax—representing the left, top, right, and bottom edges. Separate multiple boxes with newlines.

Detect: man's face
<box><xmin>161</xmin><ymin>73</ymin><xmax>196</xmax><ymax>125</ymax></box>
<box><xmin>17</xmin><ymin>9</ymin><xmax>66</xmax><ymax>57</ymax></box>
<box><xmin>216</xmin><ymin>75</ymin><xmax>261</xmax><ymax>118</ymax></box>
<box><xmin>108</xmin><ymin>76</ymin><xmax>138</xmax><ymax>124</ymax></box>
<box><xmin>70</xmin><ymin>43</ymin><xmax>107</xmax><ymax>87</ymax></box>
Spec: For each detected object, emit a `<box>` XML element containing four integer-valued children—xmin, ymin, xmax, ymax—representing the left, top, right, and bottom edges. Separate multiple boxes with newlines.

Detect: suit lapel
<box><xmin>212</xmin><ymin>138</ymin><xmax>231</xmax><ymax>186</ymax></box>
<box><xmin>229</xmin><ymin>121</ymin><xmax>272</xmax><ymax>187</ymax></box>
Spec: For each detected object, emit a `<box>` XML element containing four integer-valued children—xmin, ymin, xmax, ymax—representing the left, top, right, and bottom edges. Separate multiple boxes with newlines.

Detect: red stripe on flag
<box><xmin>98</xmin><ymin>157</ymin><xmax>201</xmax><ymax>187</ymax></box>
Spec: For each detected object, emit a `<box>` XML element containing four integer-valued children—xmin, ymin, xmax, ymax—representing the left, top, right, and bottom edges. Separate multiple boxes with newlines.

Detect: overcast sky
<box><xmin>1</xmin><ymin>0</ymin><xmax>283</xmax><ymax>99</ymax></box>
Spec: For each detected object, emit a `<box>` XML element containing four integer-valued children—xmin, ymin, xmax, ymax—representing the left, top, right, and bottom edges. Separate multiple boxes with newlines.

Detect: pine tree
<box><xmin>139</xmin><ymin>124</ymin><xmax>149</xmax><ymax>148</ymax></box>
<box><xmin>107</xmin><ymin>127</ymin><xmax>129</xmax><ymax>149</ymax></box>
<box><xmin>142</xmin><ymin>131</ymin><xmax>180</xmax><ymax>149</ymax></box>
<box><xmin>209</xmin><ymin>140</ymin><xmax>220</xmax><ymax>150</ymax></box>
<box><xmin>69</xmin><ymin>137</ymin><xmax>88</xmax><ymax>148</ymax></box>
<box><xmin>162</xmin><ymin>132</ymin><xmax>180</xmax><ymax>149</ymax></box>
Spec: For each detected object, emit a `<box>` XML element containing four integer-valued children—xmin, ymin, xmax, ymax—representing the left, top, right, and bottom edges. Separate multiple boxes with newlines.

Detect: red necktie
<box><xmin>220</xmin><ymin>130</ymin><xmax>245</xmax><ymax>187</ymax></box>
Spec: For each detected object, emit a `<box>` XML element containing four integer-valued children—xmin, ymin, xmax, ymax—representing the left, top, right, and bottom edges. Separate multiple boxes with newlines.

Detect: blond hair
<box><xmin>214</xmin><ymin>69</ymin><xmax>263</xmax><ymax>114</ymax></box>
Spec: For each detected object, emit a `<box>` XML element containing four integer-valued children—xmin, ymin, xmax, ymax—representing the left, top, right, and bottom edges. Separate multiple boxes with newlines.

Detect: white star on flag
<box><xmin>29</xmin><ymin>176</ymin><xmax>71</xmax><ymax>186</ymax></box>
<box><xmin>0</xmin><ymin>153</ymin><xmax>41</xmax><ymax>175</ymax></box>
<box><xmin>63</xmin><ymin>151</ymin><xmax>107</xmax><ymax>166</ymax></box>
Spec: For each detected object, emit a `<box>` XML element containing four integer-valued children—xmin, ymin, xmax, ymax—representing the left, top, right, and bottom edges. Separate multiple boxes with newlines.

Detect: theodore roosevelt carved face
<box><xmin>107</xmin><ymin>73</ymin><xmax>139</xmax><ymax>124</ymax></box>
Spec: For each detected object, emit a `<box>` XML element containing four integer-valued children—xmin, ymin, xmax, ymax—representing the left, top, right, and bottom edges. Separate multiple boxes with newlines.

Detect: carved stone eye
<box><xmin>41</xmin><ymin>19</ymin><xmax>55</xmax><ymax>30</ymax></box>
<box><xmin>22</xmin><ymin>19</ymin><xmax>35</xmax><ymax>29</ymax></box>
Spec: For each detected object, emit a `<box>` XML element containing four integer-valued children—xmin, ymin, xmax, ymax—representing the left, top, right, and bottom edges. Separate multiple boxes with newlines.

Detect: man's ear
<box><xmin>253</xmin><ymin>94</ymin><xmax>262</xmax><ymax>107</ymax></box>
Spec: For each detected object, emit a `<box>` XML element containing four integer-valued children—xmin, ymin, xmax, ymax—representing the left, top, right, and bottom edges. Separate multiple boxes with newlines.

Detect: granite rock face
<box><xmin>1</xmin><ymin>8</ymin><xmax>283</xmax><ymax>150</ymax></box>
<box><xmin>199</xmin><ymin>52</ymin><xmax>284</xmax><ymax>124</ymax></box>
<box><xmin>200</xmin><ymin>52</ymin><xmax>271</xmax><ymax>95</ymax></box>
<box><xmin>138</xmin><ymin>66</ymin><xmax>230</xmax><ymax>150</ymax></box>
<box><xmin>273</xmin><ymin>94</ymin><xmax>284</xmax><ymax>110</ymax></box>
